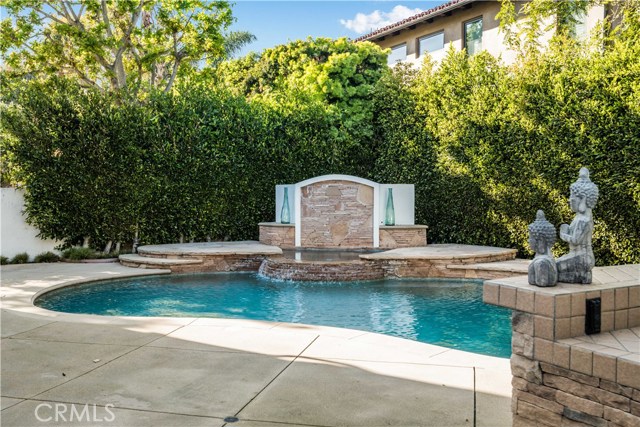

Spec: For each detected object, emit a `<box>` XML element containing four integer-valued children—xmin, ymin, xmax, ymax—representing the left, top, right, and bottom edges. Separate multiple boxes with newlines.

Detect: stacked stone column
<box><xmin>484</xmin><ymin>277</ymin><xmax>640</xmax><ymax>427</ymax></box>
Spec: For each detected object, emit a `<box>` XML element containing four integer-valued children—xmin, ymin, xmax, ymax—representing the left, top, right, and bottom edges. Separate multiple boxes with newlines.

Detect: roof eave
<box><xmin>358</xmin><ymin>0</ymin><xmax>476</xmax><ymax>42</ymax></box>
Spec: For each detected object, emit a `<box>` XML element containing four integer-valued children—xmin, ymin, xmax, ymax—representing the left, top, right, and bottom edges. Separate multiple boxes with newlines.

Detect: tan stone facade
<box><xmin>485</xmin><ymin>267</ymin><xmax>640</xmax><ymax>427</ymax></box>
<box><xmin>258</xmin><ymin>223</ymin><xmax>295</xmax><ymax>248</ymax></box>
<box><xmin>120</xmin><ymin>253</ymin><xmax>277</xmax><ymax>274</ymax></box>
<box><xmin>372</xmin><ymin>250</ymin><xmax>517</xmax><ymax>279</ymax></box>
<box><xmin>379</xmin><ymin>225</ymin><xmax>428</xmax><ymax>248</ymax></box>
<box><xmin>300</xmin><ymin>180</ymin><xmax>374</xmax><ymax>248</ymax></box>
<box><xmin>259</xmin><ymin>258</ymin><xmax>384</xmax><ymax>282</ymax></box>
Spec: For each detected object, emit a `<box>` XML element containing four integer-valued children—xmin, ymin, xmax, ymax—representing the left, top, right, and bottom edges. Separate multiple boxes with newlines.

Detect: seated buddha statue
<box><xmin>528</xmin><ymin>210</ymin><xmax>558</xmax><ymax>287</ymax></box>
<box><xmin>556</xmin><ymin>168</ymin><xmax>599</xmax><ymax>284</ymax></box>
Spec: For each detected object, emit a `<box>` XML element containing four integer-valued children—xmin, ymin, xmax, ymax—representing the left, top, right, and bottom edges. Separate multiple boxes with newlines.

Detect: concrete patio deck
<box><xmin>1</xmin><ymin>263</ymin><xmax>512</xmax><ymax>427</ymax></box>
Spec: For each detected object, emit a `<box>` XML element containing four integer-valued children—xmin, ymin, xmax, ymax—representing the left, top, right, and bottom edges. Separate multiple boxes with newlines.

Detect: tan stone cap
<box><xmin>138</xmin><ymin>241</ymin><xmax>283</xmax><ymax>256</ymax></box>
<box><xmin>484</xmin><ymin>265</ymin><xmax>639</xmax><ymax>314</ymax></box>
<box><xmin>361</xmin><ymin>244</ymin><xmax>517</xmax><ymax>260</ymax></box>
<box><xmin>379</xmin><ymin>225</ymin><xmax>429</xmax><ymax>229</ymax></box>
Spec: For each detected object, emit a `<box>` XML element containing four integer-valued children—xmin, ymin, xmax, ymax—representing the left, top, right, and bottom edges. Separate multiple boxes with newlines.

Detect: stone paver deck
<box><xmin>1</xmin><ymin>263</ymin><xmax>512</xmax><ymax>427</ymax></box>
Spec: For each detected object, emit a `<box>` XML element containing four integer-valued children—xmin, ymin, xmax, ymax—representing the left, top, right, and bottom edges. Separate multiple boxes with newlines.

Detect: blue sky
<box><xmin>230</xmin><ymin>1</ymin><xmax>450</xmax><ymax>57</ymax></box>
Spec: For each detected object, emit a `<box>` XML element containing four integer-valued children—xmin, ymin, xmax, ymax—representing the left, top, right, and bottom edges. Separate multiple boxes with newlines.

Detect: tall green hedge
<box><xmin>2</xmin><ymin>34</ymin><xmax>639</xmax><ymax>264</ymax></box>
<box><xmin>1</xmin><ymin>77</ymin><xmax>376</xmax><ymax>249</ymax></box>
<box><xmin>373</xmin><ymin>38</ymin><xmax>640</xmax><ymax>265</ymax></box>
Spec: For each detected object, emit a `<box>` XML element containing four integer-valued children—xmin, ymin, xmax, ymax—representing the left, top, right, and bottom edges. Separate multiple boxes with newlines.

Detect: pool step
<box><xmin>119</xmin><ymin>254</ymin><xmax>203</xmax><ymax>270</ymax></box>
<box><xmin>447</xmin><ymin>259</ymin><xmax>531</xmax><ymax>279</ymax></box>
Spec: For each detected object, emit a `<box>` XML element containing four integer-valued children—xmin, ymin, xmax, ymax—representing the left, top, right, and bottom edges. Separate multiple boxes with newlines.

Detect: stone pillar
<box><xmin>484</xmin><ymin>269</ymin><xmax>640</xmax><ymax>427</ymax></box>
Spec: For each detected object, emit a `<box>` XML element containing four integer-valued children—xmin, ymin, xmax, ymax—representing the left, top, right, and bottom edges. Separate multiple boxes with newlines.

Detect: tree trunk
<box><xmin>133</xmin><ymin>225</ymin><xmax>139</xmax><ymax>253</ymax></box>
<box><xmin>103</xmin><ymin>240</ymin><xmax>113</xmax><ymax>254</ymax></box>
<box><xmin>82</xmin><ymin>236</ymin><xmax>90</xmax><ymax>248</ymax></box>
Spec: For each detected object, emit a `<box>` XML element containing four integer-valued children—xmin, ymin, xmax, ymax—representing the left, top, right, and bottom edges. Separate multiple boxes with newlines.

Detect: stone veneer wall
<box><xmin>379</xmin><ymin>225</ymin><xmax>427</xmax><ymax>248</ymax></box>
<box><xmin>122</xmin><ymin>254</ymin><xmax>277</xmax><ymax>273</ymax></box>
<box><xmin>259</xmin><ymin>258</ymin><xmax>384</xmax><ymax>281</ymax></box>
<box><xmin>374</xmin><ymin>250</ymin><xmax>517</xmax><ymax>278</ymax></box>
<box><xmin>484</xmin><ymin>281</ymin><xmax>640</xmax><ymax>427</ymax></box>
<box><xmin>258</xmin><ymin>223</ymin><xmax>295</xmax><ymax>248</ymax></box>
<box><xmin>300</xmin><ymin>180</ymin><xmax>373</xmax><ymax>248</ymax></box>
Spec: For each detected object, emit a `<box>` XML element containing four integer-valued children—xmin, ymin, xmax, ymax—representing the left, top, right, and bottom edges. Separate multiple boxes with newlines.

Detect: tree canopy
<box><xmin>0</xmin><ymin>0</ymin><xmax>253</xmax><ymax>95</ymax></box>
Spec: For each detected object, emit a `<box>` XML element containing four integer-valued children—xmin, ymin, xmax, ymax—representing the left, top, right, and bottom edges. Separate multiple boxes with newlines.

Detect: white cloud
<box><xmin>340</xmin><ymin>5</ymin><xmax>423</xmax><ymax>35</ymax></box>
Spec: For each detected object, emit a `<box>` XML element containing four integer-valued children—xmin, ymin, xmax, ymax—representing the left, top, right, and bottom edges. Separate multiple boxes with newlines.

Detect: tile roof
<box><xmin>354</xmin><ymin>0</ymin><xmax>475</xmax><ymax>42</ymax></box>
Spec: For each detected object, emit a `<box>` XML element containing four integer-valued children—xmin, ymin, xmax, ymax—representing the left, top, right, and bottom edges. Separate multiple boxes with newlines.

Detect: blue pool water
<box><xmin>35</xmin><ymin>273</ymin><xmax>512</xmax><ymax>358</ymax></box>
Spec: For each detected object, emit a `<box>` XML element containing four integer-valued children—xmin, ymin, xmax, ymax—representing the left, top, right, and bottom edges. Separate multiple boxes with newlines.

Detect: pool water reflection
<box><xmin>35</xmin><ymin>273</ymin><xmax>512</xmax><ymax>358</ymax></box>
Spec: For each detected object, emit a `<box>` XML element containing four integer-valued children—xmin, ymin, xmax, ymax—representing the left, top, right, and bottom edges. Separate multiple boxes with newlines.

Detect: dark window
<box><xmin>464</xmin><ymin>17</ymin><xmax>483</xmax><ymax>55</ymax></box>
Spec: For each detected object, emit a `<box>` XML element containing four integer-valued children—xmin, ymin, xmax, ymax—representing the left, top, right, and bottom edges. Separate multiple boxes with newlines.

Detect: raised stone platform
<box><xmin>360</xmin><ymin>244</ymin><xmax>518</xmax><ymax>278</ymax></box>
<box><xmin>120</xmin><ymin>242</ymin><xmax>525</xmax><ymax>281</ymax></box>
<box><xmin>121</xmin><ymin>241</ymin><xmax>283</xmax><ymax>273</ymax></box>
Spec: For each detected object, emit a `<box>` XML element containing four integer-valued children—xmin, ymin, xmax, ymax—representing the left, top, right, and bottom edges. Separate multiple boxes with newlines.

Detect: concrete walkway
<box><xmin>1</xmin><ymin>263</ymin><xmax>512</xmax><ymax>427</ymax></box>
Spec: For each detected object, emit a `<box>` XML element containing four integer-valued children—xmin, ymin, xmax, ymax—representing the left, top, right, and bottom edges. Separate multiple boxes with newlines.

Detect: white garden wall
<box><xmin>1</xmin><ymin>188</ymin><xmax>60</xmax><ymax>260</ymax></box>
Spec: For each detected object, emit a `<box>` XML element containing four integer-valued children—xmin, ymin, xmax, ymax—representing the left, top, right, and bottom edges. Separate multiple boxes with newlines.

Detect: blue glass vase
<box><xmin>385</xmin><ymin>188</ymin><xmax>395</xmax><ymax>226</ymax></box>
<box><xmin>280</xmin><ymin>187</ymin><xmax>290</xmax><ymax>224</ymax></box>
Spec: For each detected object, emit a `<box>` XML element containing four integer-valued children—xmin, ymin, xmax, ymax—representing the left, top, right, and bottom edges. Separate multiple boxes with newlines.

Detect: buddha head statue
<box><xmin>528</xmin><ymin>210</ymin><xmax>556</xmax><ymax>255</ymax></box>
<box><xmin>569</xmin><ymin>167</ymin><xmax>599</xmax><ymax>214</ymax></box>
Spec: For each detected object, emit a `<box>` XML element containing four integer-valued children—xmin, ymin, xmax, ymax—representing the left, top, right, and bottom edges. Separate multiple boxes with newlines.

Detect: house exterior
<box><xmin>355</xmin><ymin>0</ymin><xmax>609</xmax><ymax>67</ymax></box>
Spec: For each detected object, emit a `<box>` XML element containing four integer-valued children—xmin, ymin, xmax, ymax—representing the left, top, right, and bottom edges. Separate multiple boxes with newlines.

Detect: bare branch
<box><xmin>59</xmin><ymin>1</ymin><xmax>74</xmax><ymax>22</ymax></box>
<box><xmin>164</xmin><ymin>58</ymin><xmax>180</xmax><ymax>93</ymax></box>
<box><xmin>114</xmin><ymin>1</ymin><xmax>144</xmax><ymax>62</ymax></box>
<box><xmin>34</xmin><ymin>8</ymin><xmax>68</xmax><ymax>26</ymax></box>
<box><xmin>164</xmin><ymin>33</ymin><xmax>181</xmax><ymax>92</ymax></box>
<box><xmin>129</xmin><ymin>46</ymin><xmax>144</xmax><ymax>97</ymax></box>
<box><xmin>101</xmin><ymin>0</ymin><xmax>114</xmax><ymax>38</ymax></box>
<box><xmin>175</xmin><ymin>10</ymin><xmax>196</xmax><ymax>46</ymax></box>
<box><xmin>66</xmin><ymin>64</ymin><xmax>100</xmax><ymax>89</ymax></box>
<box><xmin>111</xmin><ymin>0</ymin><xmax>145</xmax><ymax>88</ymax></box>
<box><xmin>47</xmin><ymin>3</ymin><xmax>65</xmax><ymax>17</ymax></box>
<box><xmin>63</xmin><ymin>1</ymin><xmax>79</xmax><ymax>22</ymax></box>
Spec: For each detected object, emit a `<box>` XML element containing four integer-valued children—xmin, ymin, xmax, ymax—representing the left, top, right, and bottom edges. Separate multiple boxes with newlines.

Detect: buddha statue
<box><xmin>528</xmin><ymin>210</ymin><xmax>558</xmax><ymax>287</ymax></box>
<box><xmin>556</xmin><ymin>167</ymin><xmax>599</xmax><ymax>284</ymax></box>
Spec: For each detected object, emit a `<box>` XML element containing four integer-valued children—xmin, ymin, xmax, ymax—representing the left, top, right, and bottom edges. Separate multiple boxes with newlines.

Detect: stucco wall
<box><xmin>1</xmin><ymin>188</ymin><xmax>60</xmax><ymax>260</ymax></box>
<box><xmin>374</xmin><ymin>1</ymin><xmax>606</xmax><ymax>67</ymax></box>
<box><xmin>376</xmin><ymin>1</ymin><xmax>503</xmax><ymax>66</ymax></box>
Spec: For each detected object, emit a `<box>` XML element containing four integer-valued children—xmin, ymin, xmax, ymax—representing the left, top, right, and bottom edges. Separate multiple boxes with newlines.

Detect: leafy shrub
<box><xmin>0</xmin><ymin>256</ymin><xmax>8</xmax><ymax>265</ymax></box>
<box><xmin>62</xmin><ymin>247</ymin><xmax>119</xmax><ymax>260</ymax></box>
<box><xmin>10</xmin><ymin>252</ymin><xmax>29</xmax><ymax>264</ymax></box>
<box><xmin>62</xmin><ymin>247</ymin><xmax>98</xmax><ymax>261</ymax></box>
<box><xmin>34</xmin><ymin>251</ymin><xmax>61</xmax><ymax>263</ymax></box>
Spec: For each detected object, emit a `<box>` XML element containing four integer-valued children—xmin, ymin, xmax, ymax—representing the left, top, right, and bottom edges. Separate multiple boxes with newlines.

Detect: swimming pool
<box><xmin>35</xmin><ymin>273</ymin><xmax>512</xmax><ymax>358</ymax></box>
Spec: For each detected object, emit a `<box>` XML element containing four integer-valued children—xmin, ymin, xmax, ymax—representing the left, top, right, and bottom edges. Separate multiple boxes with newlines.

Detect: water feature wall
<box><xmin>259</xmin><ymin>174</ymin><xmax>426</xmax><ymax>249</ymax></box>
<box><xmin>300</xmin><ymin>179</ymin><xmax>374</xmax><ymax>248</ymax></box>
